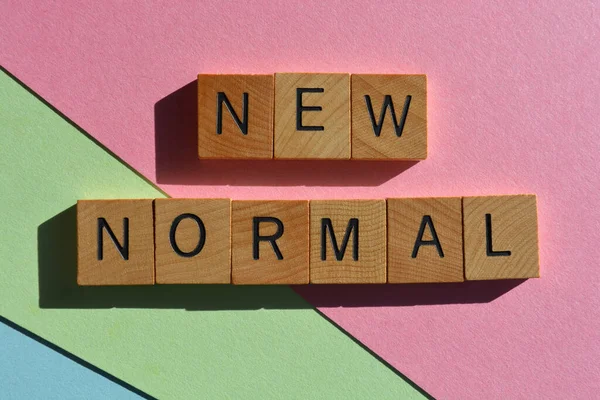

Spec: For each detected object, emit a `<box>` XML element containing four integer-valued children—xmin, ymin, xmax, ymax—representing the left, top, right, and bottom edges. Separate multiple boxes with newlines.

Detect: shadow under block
<box><xmin>154</xmin><ymin>198</ymin><xmax>231</xmax><ymax>284</ymax></box>
<box><xmin>198</xmin><ymin>74</ymin><xmax>274</xmax><ymax>159</ymax></box>
<box><xmin>387</xmin><ymin>197</ymin><xmax>464</xmax><ymax>283</ymax></box>
<box><xmin>310</xmin><ymin>200</ymin><xmax>386</xmax><ymax>284</ymax></box>
<box><xmin>351</xmin><ymin>74</ymin><xmax>427</xmax><ymax>160</ymax></box>
<box><xmin>274</xmin><ymin>73</ymin><xmax>350</xmax><ymax>159</ymax></box>
<box><xmin>463</xmin><ymin>195</ymin><xmax>540</xmax><ymax>280</ymax></box>
<box><xmin>231</xmin><ymin>200</ymin><xmax>309</xmax><ymax>284</ymax></box>
<box><xmin>77</xmin><ymin>199</ymin><xmax>154</xmax><ymax>285</ymax></box>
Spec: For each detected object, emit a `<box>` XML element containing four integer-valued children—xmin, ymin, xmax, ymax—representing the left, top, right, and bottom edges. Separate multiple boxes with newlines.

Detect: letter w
<box><xmin>364</xmin><ymin>95</ymin><xmax>412</xmax><ymax>137</ymax></box>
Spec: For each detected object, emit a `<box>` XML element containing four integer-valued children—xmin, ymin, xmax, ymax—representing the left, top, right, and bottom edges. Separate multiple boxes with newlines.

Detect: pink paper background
<box><xmin>2</xmin><ymin>1</ymin><xmax>599</xmax><ymax>398</ymax></box>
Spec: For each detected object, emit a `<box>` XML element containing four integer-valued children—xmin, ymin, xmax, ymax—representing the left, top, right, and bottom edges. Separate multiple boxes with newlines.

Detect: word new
<box><xmin>198</xmin><ymin>73</ymin><xmax>427</xmax><ymax>160</ymax></box>
<box><xmin>77</xmin><ymin>195</ymin><xmax>539</xmax><ymax>286</ymax></box>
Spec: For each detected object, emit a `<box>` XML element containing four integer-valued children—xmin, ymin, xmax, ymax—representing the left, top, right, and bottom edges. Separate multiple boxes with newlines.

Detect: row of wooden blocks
<box><xmin>197</xmin><ymin>73</ymin><xmax>427</xmax><ymax>160</ymax></box>
<box><xmin>77</xmin><ymin>195</ymin><xmax>539</xmax><ymax>285</ymax></box>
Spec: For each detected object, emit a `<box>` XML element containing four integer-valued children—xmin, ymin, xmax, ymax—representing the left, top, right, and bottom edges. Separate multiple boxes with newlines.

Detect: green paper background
<box><xmin>0</xmin><ymin>70</ymin><xmax>427</xmax><ymax>399</ymax></box>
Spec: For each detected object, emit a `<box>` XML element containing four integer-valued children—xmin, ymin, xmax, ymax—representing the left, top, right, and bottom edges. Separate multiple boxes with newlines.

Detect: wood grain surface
<box><xmin>310</xmin><ymin>200</ymin><xmax>386</xmax><ymax>283</ymax></box>
<box><xmin>155</xmin><ymin>198</ymin><xmax>231</xmax><ymax>284</ymax></box>
<box><xmin>387</xmin><ymin>197</ymin><xmax>463</xmax><ymax>283</ymax></box>
<box><xmin>231</xmin><ymin>200</ymin><xmax>309</xmax><ymax>284</ymax></box>
<box><xmin>463</xmin><ymin>195</ymin><xmax>539</xmax><ymax>280</ymax></box>
<box><xmin>351</xmin><ymin>74</ymin><xmax>427</xmax><ymax>160</ymax></box>
<box><xmin>77</xmin><ymin>199</ymin><xmax>154</xmax><ymax>285</ymax></box>
<box><xmin>198</xmin><ymin>74</ymin><xmax>273</xmax><ymax>159</ymax></box>
<box><xmin>274</xmin><ymin>73</ymin><xmax>350</xmax><ymax>159</ymax></box>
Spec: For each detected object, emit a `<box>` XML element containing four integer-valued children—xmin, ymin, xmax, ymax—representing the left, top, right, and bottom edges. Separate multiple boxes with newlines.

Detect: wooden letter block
<box><xmin>463</xmin><ymin>195</ymin><xmax>539</xmax><ymax>280</ymax></box>
<box><xmin>154</xmin><ymin>198</ymin><xmax>231</xmax><ymax>284</ymax></box>
<box><xmin>387</xmin><ymin>197</ymin><xmax>463</xmax><ymax>283</ymax></box>
<box><xmin>274</xmin><ymin>73</ymin><xmax>350</xmax><ymax>159</ymax></box>
<box><xmin>231</xmin><ymin>200</ymin><xmax>309</xmax><ymax>284</ymax></box>
<box><xmin>310</xmin><ymin>200</ymin><xmax>386</xmax><ymax>283</ymax></box>
<box><xmin>77</xmin><ymin>199</ymin><xmax>154</xmax><ymax>285</ymax></box>
<box><xmin>351</xmin><ymin>74</ymin><xmax>427</xmax><ymax>160</ymax></box>
<box><xmin>198</xmin><ymin>74</ymin><xmax>274</xmax><ymax>159</ymax></box>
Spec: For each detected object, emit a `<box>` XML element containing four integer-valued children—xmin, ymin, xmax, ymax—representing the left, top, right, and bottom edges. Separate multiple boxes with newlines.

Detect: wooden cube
<box><xmin>231</xmin><ymin>200</ymin><xmax>309</xmax><ymax>284</ymax></box>
<box><xmin>154</xmin><ymin>198</ymin><xmax>231</xmax><ymax>284</ymax></box>
<box><xmin>387</xmin><ymin>197</ymin><xmax>463</xmax><ymax>283</ymax></box>
<box><xmin>274</xmin><ymin>73</ymin><xmax>350</xmax><ymax>159</ymax></box>
<box><xmin>198</xmin><ymin>74</ymin><xmax>274</xmax><ymax>159</ymax></box>
<box><xmin>351</xmin><ymin>74</ymin><xmax>427</xmax><ymax>160</ymax></box>
<box><xmin>77</xmin><ymin>199</ymin><xmax>154</xmax><ymax>285</ymax></box>
<box><xmin>310</xmin><ymin>200</ymin><xmax>386</xmax><ymax>283</ymax></box>
<box><xmin>463</xmin><ymin>195</ymin><xmax>539</xmax><ymax>280</ymax></box>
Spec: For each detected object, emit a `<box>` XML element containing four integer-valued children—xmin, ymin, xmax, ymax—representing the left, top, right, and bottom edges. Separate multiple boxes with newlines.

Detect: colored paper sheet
<box><xmin>0</xmin><ymin>320</ymin><xmax>141</xmax><ymax>400</ymax></box>
<box><xmin>2</xmin><ymin>2</ymin><xmax>600</xmax><ymax>398</ymax></box>
<box><xmin>0</xmin><ymin>71</ymin><xmax>426</xmax><ymax>400</ymax></box>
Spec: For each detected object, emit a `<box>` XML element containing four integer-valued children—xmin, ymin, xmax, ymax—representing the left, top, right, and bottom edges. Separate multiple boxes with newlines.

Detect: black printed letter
<box><xmin>296</xmin><ymin>88</ymin><xmax>324</xmax><ymax>131</ymax></box>
<box><xmin>217</xmin><ymin>92</ymin><xmax>248</xmax><ymax>135</ymax></box>
<box><xmin>485</xmin><ymin>214</ymin><xmax>511</xmax><ymax>257</ymax></box>
<box><xmin>253</xmin><ymin>217</ymin><xmax>284</xmax><ymax>260</ymax></box>
<box><xmin>169</xmin><ymin>213</ymin><xmax>206</xmax><ymax>258</ymax></box>
<box><xmin>97</xmin><ymin>217</ymin><xmax>129</xmax><ymax>261</ymax></box>
<box><xmin>364</xmin><ymin>95</ymin><xmax>412</xmax><ymax>137</ymax></box>
<box><xmin>411</xmin><ymin>215</ymin><xmax>444</xmax><ymax>258</ymax></box>
<box><xmin>321</xmin><ymin>218</ymin><xmax>359</xmax><ymax>261</ymax></box>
